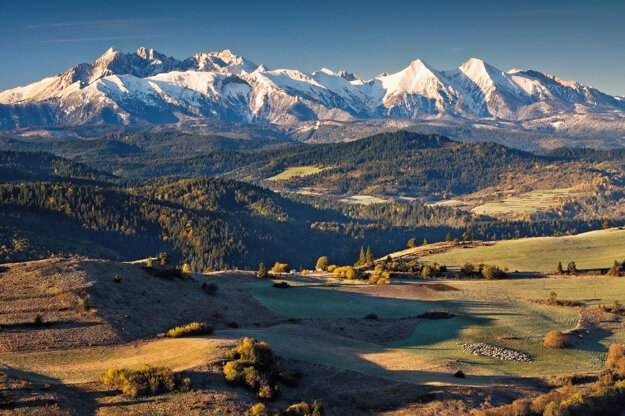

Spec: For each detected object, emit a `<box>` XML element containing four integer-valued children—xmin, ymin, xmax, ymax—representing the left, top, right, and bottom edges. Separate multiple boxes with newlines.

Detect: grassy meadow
<box><xmin>3</xmin><ymin>273</ymin><xmax>625</xmax><ymax>385</ymax></box>
<box><xmin>471</xmin><ymin>188</ymin><xmax>575</xmax><ymax>215</ymax></box>
<box><xmin>266</xmin><ymin>166</ymin><xmax>327</xmax><ymax>181</ymax></box>
<box><xmin>422</xmin><ymin>228</ymin><xmax>625</xmax><ymax>272</ymax></box>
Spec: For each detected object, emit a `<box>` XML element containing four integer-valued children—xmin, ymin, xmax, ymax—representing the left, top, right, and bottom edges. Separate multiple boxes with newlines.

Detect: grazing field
<box><xmin>338</xmin><ymin>194</ymin><xmax>388</xmax><ymax>205</ymax></box>
<box><xmin>422</xmin><ymin>228</ymin><xmax>625</xmax><ymax>272</ymax></box>
<box><xmin>245</xmin><ymin>277</ymin><xmax>625</xmax><ymax>379</ymax></box>
<box><xmin>3</xmin><ymin>274</ymin><xmax>625</xmax><ymax>388</ymax></box>
<box><xmin>266</xmin><ymin>165</ymin><xmax>327</xmax><ymax>180</ymax></box>
<box><xmin>471</xmin><ymin>188</ymin><xmax>575</xmax><ymax>215</ymax></box>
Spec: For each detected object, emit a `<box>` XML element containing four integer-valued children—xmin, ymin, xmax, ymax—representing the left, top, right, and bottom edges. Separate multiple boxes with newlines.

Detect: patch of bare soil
<box><xmin>0</xmin><ymin>258</ymin><xmax>284</xmax><ymax>353</ymax></box>
<box><xmin>337</xmin><ymin>282</ymin><xmax>458</xmax><ymax>301</ymax></box>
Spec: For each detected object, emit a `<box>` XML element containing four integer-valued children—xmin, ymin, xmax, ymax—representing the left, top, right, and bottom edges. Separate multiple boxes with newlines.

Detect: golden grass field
<box><xmin>422</xmin><ymin>228</ymin><xmax>625</xmax><ymax>272</ymax></box>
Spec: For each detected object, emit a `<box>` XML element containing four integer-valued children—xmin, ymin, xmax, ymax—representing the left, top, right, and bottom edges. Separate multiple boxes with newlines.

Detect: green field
<box><xmin>5</xmin><ymin>272</ymin><xmax>625</xmax><ymax>385</ymax></box>
<box><xmin>472</xmin><ymin>188</ymin><xmax>574</xmax><ymax>215</ymax></box>
<box><xmin>266</xmin><ymin>166</ymin><xmax>327</xmax><ymax>181</ymax></box>
<box><xmin>244</xmin><ymin>277</ymin><xmax>625</xmax><ymax>378</ymax></box>
<box><xmin>422</xmin><ymin>228</ymin><xmax>625</xmax><ymax>272</ymax></box>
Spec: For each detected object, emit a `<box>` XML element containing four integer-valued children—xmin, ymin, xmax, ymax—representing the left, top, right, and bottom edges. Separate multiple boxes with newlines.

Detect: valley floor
<box><xmin>0</xmin><ymin>255</ymin><xmax>624</xmax><ymax>415</ymax></box>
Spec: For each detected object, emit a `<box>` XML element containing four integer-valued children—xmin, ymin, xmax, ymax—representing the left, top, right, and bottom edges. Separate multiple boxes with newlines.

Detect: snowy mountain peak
<box><xmin>1</xmin><ymin>49</ymin><xmax>623</xmax><ymax>131</ymax></box>
<box><xmin>337</xmin><ymin>70</ymin><xmax>358</xmax><ymax>82</ymax></box>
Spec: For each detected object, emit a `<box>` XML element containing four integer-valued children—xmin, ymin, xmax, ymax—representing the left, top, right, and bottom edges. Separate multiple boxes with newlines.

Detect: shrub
<box><xmin>327</xmin><ymin>265</ymin><xmax>337</xmax><ymax>272</ymax></box>
<box><xmin>146</xmin><ymin>257</ymin><xmax>153</xmax><ymax>268</ymax></box>
<box><xmin>544</xmin><ymin>331</ymin><xmax>571</xmax><ymax>348</ymax></box>
<box><xmin>421</xmin><ymin>265</ymin><xmax>432</xmax><ymax>278</ymax></box>
<box><xmin>453</xmin><ymin>370</ymin><xmax>465</xmax><ymax>378</ymax></box>
<box><xmin>99</xmin><ymin>365</ymin><xmax>185</xmax><ymax>397</ymax></box>
<box><xmin>368</xmin><ymin>270</ymin><xmax>390</xmax><ymax>285</ymax></box>
<box><xmin>158</xmin><ymin>252</ymin><xmax>171</xmax><ymax>266</ymax></box>
<box><xmin>481</xmin><ymin>265</ymin><xmax>505</xmax><ymax>280</ymax></box>
<box><xmin>0</xmin><ymin>390</ymin><xmax>11</xmax><ymax>408</ymax></box>
<box><xmin>364</xmin><ymin>313</ymin><xmax>378</xmax><ymax>320</ymax></box>
<box><xmin>33</xmin><ymin>314</ymin><xmax>44</xmax><ymax>326</ymax></box>
<box><xmin>315</xmin><ymin>256</ymin><xmax>328</xmax><ymax>271</ymax></box>
<box><xmin>559</xmin><ymin>373</ymin><xmax>585</xmax><ymax>385</ymax></box>
<box><xmin>201</xmin><ymin>282</ymin><xmax>218</xmax><ymax>296</ymax></box>
<box><xmin>79</xmin><ymin>298</ymin><xmax>90</xmax><ymax>312</ymax></box>
<box><xmin>163</xmin><ymin>322</ymin><xmax>213</xmax><ymax>338</ymax></box>
<box><xmin>224</xmin><ymin>337</ymin><xmax>286</xmax><ymax>400</ymax></box>
<box><xmin>284</xmin><ymin>401</ymin><xmax>323</xmax><ymax>416</ymax></box>
<box><xmin>607</xmin><ymin>344</ymin><xmax>625</xmax><ymax>378</ymax></box>
<box><xmin>273</xmin><ymin>281</ymin><xmax>290</xmax><ymax>289</ymax></box>
<box><xmin>249</xmin><ymin>403</ymin><xmax>272</xmax><ymax>416</ymax></box>
<box><xmin>182</xmin><ymin>263</ymin><xmax>191</xmax><ymax>274</ymax></box>
<box><xmin>228</xmin><ymin>337</ymin><xmax>274</xmax><ymax>368</ymax></box>
<box><xmin>113</xmin><ymin>274</ymin><xmax>122</xmax><ymax>283</ymax></box>
<box><xmin>547</xmin><ymin>291</ymin><xmax>558</xmax><ymax>305</ymax></box>
<box><xmin>284</xmin><ymin>402</ymin><xmax>310</xmax><ymax>416</ymax></box>
<box><xmin>407</xmin><ymin>238</ymin><xmax>417</xmax><ymax>248</ymax></box>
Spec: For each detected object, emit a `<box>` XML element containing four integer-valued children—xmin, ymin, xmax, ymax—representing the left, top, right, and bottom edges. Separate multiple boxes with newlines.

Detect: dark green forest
<box><xmin>1</xmin><ymin>148</ymin><xmax>622</xmax><ymax>271</ymax></box>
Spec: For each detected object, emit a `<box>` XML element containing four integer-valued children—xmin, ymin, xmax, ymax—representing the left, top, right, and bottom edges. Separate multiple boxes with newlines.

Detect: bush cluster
<box><xmin>99</xmin><ymin>365</ymin><xmax>190</xmax><ymax>397</ymax></box>
<box><xmin>368</xmin><ymin>268</ymin><xmax>390</xmax><ymax>285</ymax></box>
<box><xmin>421</xmin><ymin>262</ymin><xmax>446</xmax><ymax>278</ymax></box>
<box><xmin>333</xmin><ymin>266</ymin><xmax>365</xmax><ymax>280</ymax></box>
<box><xmin>546</xmin><ymin>291</ymin><xmax>579</xmax><ymax>306</ymax></box>
<box><xmin>461</xmin><ymin>263</ymin><xmax>506</xmax><ymax>279</ymax></box>
<box><xmin>223</xmin><ymin>337</ymin><xmax>297</xmax><ymax>400</ymax></box>
<box><xmin>249</xmin><ymin>401</ymin><xmax>324</xmax><ymax>416</ymax></box>
<box><xmin>201</xmin><ymin>282</ymin><xmax>218</xmax><ymax>296</ymax></box>
<box><xmin>160</xmin><ymin>322</ymin><xmax>213</xmax><ymax>338</ymax></box>
<box><xmin>380</xmin><ymin>256</ymin><xmax>421</xmax><ymax>273</ymax></box>
<box><xmin>270</xmin><ymin>262</ymin><xmax>290</xmax><ymax>275</ymax></box>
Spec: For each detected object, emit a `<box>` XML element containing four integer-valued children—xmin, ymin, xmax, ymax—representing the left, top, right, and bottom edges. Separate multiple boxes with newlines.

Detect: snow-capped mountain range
<box><xmin>1</xmin><ymin>46</ymin><xmax>624</xmax><ymax>130</ymax></box>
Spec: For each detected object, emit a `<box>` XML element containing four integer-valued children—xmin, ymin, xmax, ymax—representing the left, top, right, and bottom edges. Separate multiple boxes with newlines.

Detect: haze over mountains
<box><xmin>1</xmin><ymin>46</ymin><xmax>624</xmax><ymax>141</ymax></box>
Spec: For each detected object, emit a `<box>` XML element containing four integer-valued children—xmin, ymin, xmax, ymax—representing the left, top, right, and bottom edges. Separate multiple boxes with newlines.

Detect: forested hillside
<box><xmin>5</xmin><ymin>131</ymin><xmax>623</xmax><ymax>203</ymax></box>
<box><xmin>0</xmin><ymin>149</ymin><xmax>621</xmax><ymax>270</ymax></box>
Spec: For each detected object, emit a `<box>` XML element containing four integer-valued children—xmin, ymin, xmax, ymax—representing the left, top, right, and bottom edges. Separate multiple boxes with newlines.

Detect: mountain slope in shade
<box><xmin>0</xmin><ymin>46</ymin><xmax>624</xmax><ymax>130</ymax></box>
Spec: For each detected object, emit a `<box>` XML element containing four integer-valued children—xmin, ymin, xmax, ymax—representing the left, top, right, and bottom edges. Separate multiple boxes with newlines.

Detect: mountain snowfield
<box><xmin>1</xmin><ymin>46</ymin><xmax>624</xmax><ymax>133</ymax></box>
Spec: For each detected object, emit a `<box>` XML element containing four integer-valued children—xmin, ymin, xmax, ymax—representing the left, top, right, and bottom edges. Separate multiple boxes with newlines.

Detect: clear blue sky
<box><xmin>1</xmin><ymin>0</ymin><xmax>624</xmax><ymax>95</ymax></box>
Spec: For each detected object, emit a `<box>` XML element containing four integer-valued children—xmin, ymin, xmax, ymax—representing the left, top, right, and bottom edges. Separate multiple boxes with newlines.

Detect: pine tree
<box><xmin>556</xmin><ymin>261</ymin><xmax>563</xmax><ymax>274</ymax></box>
<box><xmin>422</xmin><ymin>238</ymin><xmax>428</xmax><ymax>245</ymax></box>
<box><xmin>257</xmin><ymin>262</ymin><xmax>268</xmax><ymax>278</ymax></box>
<box><xmin>365</xmin><ymin>246</ymin><xmax>373</xmax><ymax>266</ymax></box>
<box><xmin>356</xmin><ymin>246</ymin><xmax>366</xmax><ymax>266</ymax></box>
<box><xmin>567</xmin><ymin>261</ymin><xmax>577</xmax><ymax>274</ymax></box>
<box><xmin>445</xmin><ymin>233</ymin><xmax>452</xmax><ymax>242</ymax></box>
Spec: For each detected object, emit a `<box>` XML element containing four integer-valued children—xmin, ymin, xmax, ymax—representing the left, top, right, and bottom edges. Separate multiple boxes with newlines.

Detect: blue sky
<box><xmin>1</xmin><ymin>0</ymin><xmax>624</xmax><ymax>95</ymax></box>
